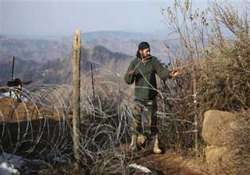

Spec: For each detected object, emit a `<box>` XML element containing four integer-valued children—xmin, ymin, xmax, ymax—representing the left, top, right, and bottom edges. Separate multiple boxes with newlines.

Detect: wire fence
<box><xmin>0</xmin><ymin>64</ymin><xmax>200</xmax><ymax>174</ymax></box>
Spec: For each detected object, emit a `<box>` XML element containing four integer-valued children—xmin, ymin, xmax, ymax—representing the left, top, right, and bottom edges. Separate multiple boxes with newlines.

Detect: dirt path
<box><xmin>135</xmin><ymin>151</ymin><xmax>207</xmax><ymax>175</ymax></box>
<box><xmin>119</xmin><ymin>144</ymin><xmax>208</xmax><ymax>175</ymax></box>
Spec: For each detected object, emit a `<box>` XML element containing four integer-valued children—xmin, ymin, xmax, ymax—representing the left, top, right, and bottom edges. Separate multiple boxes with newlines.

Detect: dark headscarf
<box><xmin>136</xmin><ymin>41</ymin><xmax>150</xmax><ymax>58</ymax></box>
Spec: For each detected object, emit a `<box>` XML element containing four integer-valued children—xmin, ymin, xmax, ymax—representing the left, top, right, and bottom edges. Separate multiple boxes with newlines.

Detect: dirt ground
<box><xmin>119</xmin><ymin>144</ymin><xmax>208</xmax><ymax>175</ymax></box>
<box><xmin>136</xmin><ymin>152</ymin><xmax>207</xmax><ymax>175</ymax></box>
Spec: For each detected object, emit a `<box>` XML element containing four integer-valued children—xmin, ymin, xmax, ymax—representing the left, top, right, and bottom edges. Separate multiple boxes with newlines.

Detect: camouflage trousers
<box><xmin>130</xmin><ymin>97</ymin><xmax>158</xmax><ymax>137</ymax></box>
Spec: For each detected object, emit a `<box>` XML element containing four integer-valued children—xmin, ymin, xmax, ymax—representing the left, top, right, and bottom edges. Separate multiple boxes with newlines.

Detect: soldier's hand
<box><xmin>170</xmin><ymin>69</ymin><xmax>182</xmax><ymax>78</ymax></box>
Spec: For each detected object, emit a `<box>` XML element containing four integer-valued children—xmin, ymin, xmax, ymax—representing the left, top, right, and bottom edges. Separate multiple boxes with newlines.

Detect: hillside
<box><xmin>1</xmin><ymin>31</ymin><xmax>175</xmax><ymax>85</ymax></box>
<box><xmin>0</xmin><ymin>45</ymin><xmax>132</xmax><ymax>85</ymax></box>
<box><xmin>0</xmin><ymin>35</ymin><xmax>71</xmax><ymax>63</ymax></box>
<box><xmin>0</xmin><ymin>31</ymin><xmax>178</xmax><ymax>64</ymax></box>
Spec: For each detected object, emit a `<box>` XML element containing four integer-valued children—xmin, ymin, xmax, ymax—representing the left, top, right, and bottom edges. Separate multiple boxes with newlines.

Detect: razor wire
<box><xmin>0</xmin><ymin>65</ymin><xmax>199</xmax><ymax>173</ymax></box>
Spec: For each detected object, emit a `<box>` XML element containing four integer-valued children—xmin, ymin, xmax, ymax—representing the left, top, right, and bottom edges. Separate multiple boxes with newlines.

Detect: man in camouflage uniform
<box><xmin>124</xmin><ymin>42</ymin><xmax>179</xmax><ymax>154</ymax></box>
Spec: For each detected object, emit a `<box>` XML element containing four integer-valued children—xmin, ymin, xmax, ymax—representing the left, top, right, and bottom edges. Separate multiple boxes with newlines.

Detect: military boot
<box><xmin>129</xmin><ymin>134</ymin><xmax>137</xmax><ymax>151</ymax></box>
<box><xmin>153</xmin><ymin>134</ymin><xmax>162</xmax><ymax>154</ymax></box>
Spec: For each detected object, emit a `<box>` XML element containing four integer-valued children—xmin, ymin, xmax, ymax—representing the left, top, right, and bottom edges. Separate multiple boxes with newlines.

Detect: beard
<box><xmin>142</xmin><ymin>54</ymin><xmax>151</xmax><ymax>59</ymax></box>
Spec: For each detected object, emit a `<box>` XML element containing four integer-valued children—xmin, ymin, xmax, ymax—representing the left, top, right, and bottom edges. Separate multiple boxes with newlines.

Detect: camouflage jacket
<box><xmin>124</xmin><ymin>56</ymin><xmax>170</xmax><ymax>100</ymax></box>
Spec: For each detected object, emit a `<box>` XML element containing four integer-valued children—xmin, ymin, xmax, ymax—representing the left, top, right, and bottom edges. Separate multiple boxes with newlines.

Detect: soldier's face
<box><xmin>140</xmin><ymin>48</ymin><xmax>150</xmax><ymax>59</ymax></box>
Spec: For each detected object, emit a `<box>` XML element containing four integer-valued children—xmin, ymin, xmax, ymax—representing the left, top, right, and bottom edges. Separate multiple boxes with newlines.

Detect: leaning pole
<box><xmin>72</xmin><ymin>29</ymin><xmax>81</xmax><ymax>165</ymax></box>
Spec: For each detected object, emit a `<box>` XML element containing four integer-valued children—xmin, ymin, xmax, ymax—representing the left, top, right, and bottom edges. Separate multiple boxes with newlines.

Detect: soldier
<box><xmin>124</xmin><ymin>41</ymin><xmax>180</xmax><ymax>154</ymax></box>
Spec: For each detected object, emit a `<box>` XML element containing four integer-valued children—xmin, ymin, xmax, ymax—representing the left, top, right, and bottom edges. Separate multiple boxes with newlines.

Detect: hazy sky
<box><xmin>0</xmin><ymin>0</ymin><xmax>240</xmax><ymax>36</ymax></box>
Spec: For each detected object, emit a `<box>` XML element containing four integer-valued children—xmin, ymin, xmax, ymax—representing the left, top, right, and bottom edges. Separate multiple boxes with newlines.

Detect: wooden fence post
<box><xmin>10</xmin><ymin>56</ymin><xmax>15</xmax><ymax>97</ymax></box>
<box><xmin>90</xmin><ymin>63</ymin><xmax>95</xmax><ymax>99</ymax></box>
<box><xmin>72</xmin><ymin>29</ymin><xmax>81</xmax><ymax>165</ymax></box>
